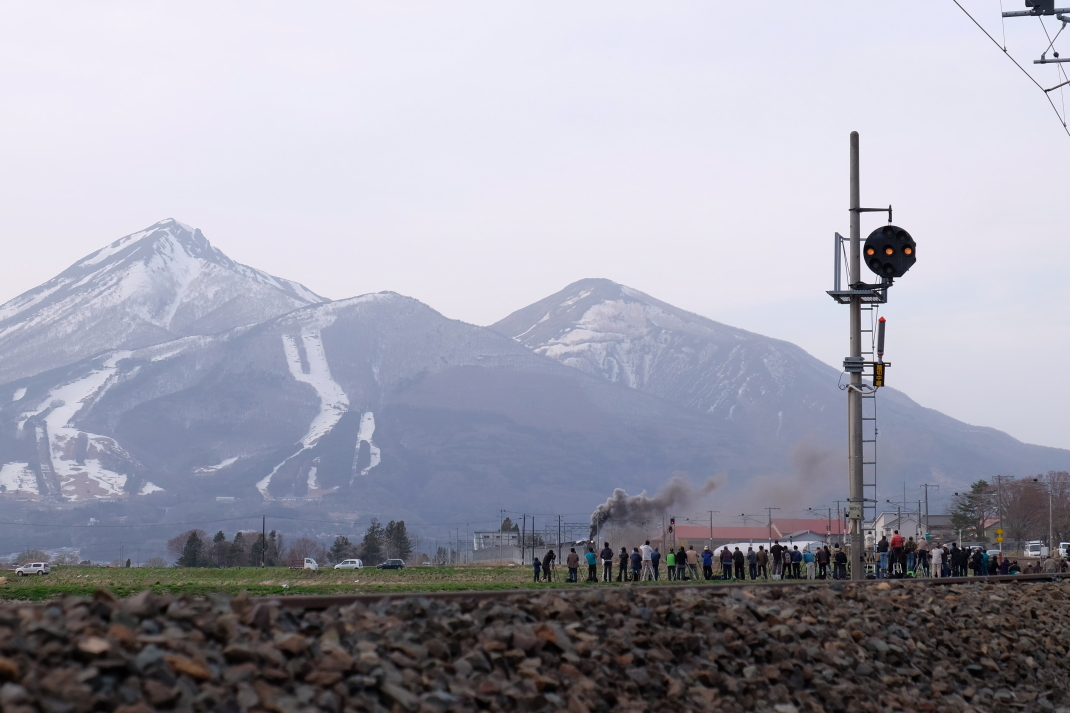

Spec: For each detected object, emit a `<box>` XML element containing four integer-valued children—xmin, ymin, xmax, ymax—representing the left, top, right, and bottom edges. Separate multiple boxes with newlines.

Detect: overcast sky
<box><xmin>1</xmin><ymin>2</ymin><xmax>1068</xmax><ymax>463</ymax></box>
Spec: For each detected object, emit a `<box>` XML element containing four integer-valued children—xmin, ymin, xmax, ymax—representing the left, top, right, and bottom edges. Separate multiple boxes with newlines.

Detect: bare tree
<box><xmin>1002</xmin><ymin>479</ymin><xmax>1046</xmax><ymax>546</ymax></box>
<box><xmin>167</xmin><ymin>529</ymin><xmax>208</xmax><ymax>562</ymax></box>
<box><xmin>287</xmin><ymin>537</ymin><xmax>328</xmax><ymax>566</ymax></box>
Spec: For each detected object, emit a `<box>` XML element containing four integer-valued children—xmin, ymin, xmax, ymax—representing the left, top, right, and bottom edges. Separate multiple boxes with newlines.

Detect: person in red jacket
<box><xmin>889</xmin><ymin>530</ymin><xmax>906</xmax><ymax>577</ymax></box>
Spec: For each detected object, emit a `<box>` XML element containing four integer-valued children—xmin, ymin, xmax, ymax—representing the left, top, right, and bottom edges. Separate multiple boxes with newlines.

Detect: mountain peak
<box><xmin>0</xmin><ymin>220</ymin><xmax>327</xmax><ymax>385</ymax></box>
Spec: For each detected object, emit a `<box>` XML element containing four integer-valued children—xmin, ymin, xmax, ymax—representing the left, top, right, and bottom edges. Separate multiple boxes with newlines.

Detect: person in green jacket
<box><xmin>665</xmin><ymin>549</ymin><xmax>677</xmax><ymax>580</ymax></box>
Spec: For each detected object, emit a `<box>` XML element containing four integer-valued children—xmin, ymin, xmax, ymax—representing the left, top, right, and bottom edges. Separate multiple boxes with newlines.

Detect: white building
<box><xmin>473</xmin><ymin>530</ymin><xmax>519</xmax><ymax>550</ymax></box>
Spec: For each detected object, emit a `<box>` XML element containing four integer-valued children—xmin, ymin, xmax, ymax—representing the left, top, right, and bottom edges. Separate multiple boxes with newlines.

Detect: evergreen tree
<box><xmin>266</xmin><ymin>530</ymin><xmax>284</xmax><ymax>566</ymax></box>
<box><xmin>229</xmin><ymin>532</ymin><xmax>248</xmax><ymax>567</ymax></box>
<box><xmin>329</xmin><ymin>535</ymin><xmax>355</xmax><ymax>563</ymax></box>
<box><xmin>178</xmin><ymin>531</ymin><xmax>205</xmax><ymax>567</ymax></box>
<box><xmin>384</xmin><ymin>520</ymin><xmax>413</xmax><ymax>561</ymax></box>
<box><xmin>359</xmin><ymin>519</ymin><xmax>385</xmax><ymax>565</ymax></box>
<box><xmin>211</xmin><ymin>531</ymin><xmax>229</xmax><ymax>568</ymax></box>
<box><xmin>248</xmin><ymin>533</ymin><xmax>266</xmax><ymax>567</ymax></box>
<box><xmin>500</xmin><ymin>517</ymin><xmax>518</xmax><ymax>532</ymax></box>
<box><xmin>950</xmin><ymin>479</ymin><xmax>994</xmax><ymax>542</ymax></box>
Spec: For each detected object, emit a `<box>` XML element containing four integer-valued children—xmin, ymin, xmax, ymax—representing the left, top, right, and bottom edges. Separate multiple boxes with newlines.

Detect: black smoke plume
<box><xmin>588</xmin><ymin>476</ymin><xmax>719</xmax><ymax>540</ymax></box>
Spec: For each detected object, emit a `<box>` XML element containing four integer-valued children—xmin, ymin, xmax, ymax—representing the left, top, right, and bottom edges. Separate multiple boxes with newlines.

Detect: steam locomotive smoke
<box><xmin>588</xmin><ymin>476</ymin><xmax>719</xmax><ymax>540</ymax></box>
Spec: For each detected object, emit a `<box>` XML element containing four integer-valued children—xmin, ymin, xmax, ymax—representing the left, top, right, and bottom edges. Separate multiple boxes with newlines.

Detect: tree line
<box><xmin>166</xmin><ymin>518</ymin><xmax>414</xmax><ymax>568</ymax></box>
<box><xmin>951</xmin><ymin>471</ymin><xmax>1070</xmax><ymax>546</ymax></box>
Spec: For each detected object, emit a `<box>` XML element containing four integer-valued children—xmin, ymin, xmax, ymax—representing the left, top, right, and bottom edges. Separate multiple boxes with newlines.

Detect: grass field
<box><xmin>0</xmin><ymin>564</ymin><xmax>709</xmax><ymax>601</ymax></box>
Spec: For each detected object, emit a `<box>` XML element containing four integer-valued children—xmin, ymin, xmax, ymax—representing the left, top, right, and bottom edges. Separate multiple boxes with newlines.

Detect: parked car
<box><xmin>333</xmin><ymin>559</ymin><xmax>363</xmax><ymax>570</ymax></box>
<box><xmin>15</xmin><ymin>562</ymin><xmax>50</xmax><ymax>576</ymax></box>
<box><xmin>376</xmin><ymin>559</ymin><xmax>405</xmax><ymax>570</ymax></box>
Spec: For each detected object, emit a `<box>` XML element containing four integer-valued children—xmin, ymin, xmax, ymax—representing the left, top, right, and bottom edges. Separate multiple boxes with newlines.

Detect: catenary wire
<box><xmin>1036</xmin><ymin>16</ymin><xmax>1070</xmax><ymax>120</ymax></box>
<box><xmin>951</xmin><ymin>0</ymin><xmax>1070</xmax><ymax>135</ymax></box>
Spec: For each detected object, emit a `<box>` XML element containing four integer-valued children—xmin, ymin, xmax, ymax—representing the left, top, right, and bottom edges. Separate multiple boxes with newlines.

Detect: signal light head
<box><xmin>863</xmin><ymin>225</ymin><xmax>916</xmax><ymax>279</ymax></box>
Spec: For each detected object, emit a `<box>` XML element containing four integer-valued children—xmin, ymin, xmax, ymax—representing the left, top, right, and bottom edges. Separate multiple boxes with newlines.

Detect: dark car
<box><xmin>376</xmin><ymin>559</ymin><xmax>406</xmax><ymax>570</ymax></box>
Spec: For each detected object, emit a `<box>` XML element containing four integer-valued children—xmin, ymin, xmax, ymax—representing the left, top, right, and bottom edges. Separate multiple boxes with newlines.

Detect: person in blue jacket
<box><xmin>701</xmin><ymin>546</ymin><xmax>714</xmax><ymax>580</ymax></box>
<box><xmin>629</xmin><ymin>548</ymin><xmax>642</xmax><ymax>581</ymax></box>
<box><xmin>585</xmin><ymin>548</ymin><xmax>598</xmax><ymax>582</ymax></box>
<box><xmin>532</xmin><ymin>556</ymin><xmax>542</xmax><ymax>583</ymax></box>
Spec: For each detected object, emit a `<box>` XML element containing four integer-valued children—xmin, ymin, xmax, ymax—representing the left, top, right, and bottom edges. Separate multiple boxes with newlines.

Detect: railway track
<box><xmin>256</xmin><ymin>571</ymin><xmax>1065</xmax><ymax>610</ymax></box>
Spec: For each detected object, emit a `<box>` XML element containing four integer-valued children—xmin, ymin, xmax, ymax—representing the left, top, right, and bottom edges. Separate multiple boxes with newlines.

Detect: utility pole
<box><xmin>522</xmin><ymin>515</ymin><xmax>527</xmax><ymax>565</ymax></box>
<box><xmin>994</xmin><ymin>475</ymin><xmax>1010</xmax><ymax>559</ymax></box>
<box><xmin>846</xmin><ymin>131</ymin><xmax>865</xmax><ymax>581</ymax></box>
<box><xmin>558</xmin><ymin>515</ymin><xmax>562</xmax><ymax>562</ymax></box>
<box><xmin>920</xmin><ymin>484</ymin><xmax>939</xmax><ymax>541</ymax></box>
<box><xmin>707</xmin><ymin>510</ymin><xmax>720</xmax><ymax>550</ymax></box>
<box><xmin>766</xmin><ymin>507</ymin><xmax>781</xmax><ymax>547</ymax></box>
<box><xmin>499</xmin><ymin>510</ymin><xmax>503</xmax><ymax>565</ymax></box>
<box><xmin>262</xmin><ymin>515</ymin><xmax>266</xmax><ymax>567</ymax></box>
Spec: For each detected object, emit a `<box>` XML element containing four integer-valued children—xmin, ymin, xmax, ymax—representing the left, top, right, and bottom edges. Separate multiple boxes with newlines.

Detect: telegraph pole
<box><xmin>993</xmin><ymin>475</ymin><xmax>1010</xmax><ymax>559</ymax></box>
<box><xmin>920</xmin><ymin>484</ymin><xmax>939</xmax><ymax>541</ymax></box>
<box><xmin>766</xmin><ymin>507</ymin><xmax>781</xmax><ymax>547</ymax></box>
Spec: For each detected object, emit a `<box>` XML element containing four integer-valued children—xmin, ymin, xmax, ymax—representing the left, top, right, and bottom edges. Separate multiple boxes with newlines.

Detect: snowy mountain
<box><xmin>0</xmin><ymin>293</ymin><xmax>740</xmax><ymax>518</ymax></box>
<box><xmin>491</xmin><ymin>278</ymin><xmax>833</xmax><ymax>442</ymax></box>
<box><xmin>491</xmin><ymin>278</ymin><xmax>1070</xmax><ymax>498</ymax></box>
<box><xmin>0</xmin><ymin>219</ymin><xmax>325</xmax><ymax>385</ymax></box>
<box><xmin>0</xmin><ymin>242</ymin><xmax>1067</xmax><ymax>526</ymax></box>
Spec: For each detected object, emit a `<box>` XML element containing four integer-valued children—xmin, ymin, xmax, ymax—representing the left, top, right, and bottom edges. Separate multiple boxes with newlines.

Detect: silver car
<box><xmin>15</xmin><ymin>562</ymin><xmax>50</xmax><ymax>576</ymax></box>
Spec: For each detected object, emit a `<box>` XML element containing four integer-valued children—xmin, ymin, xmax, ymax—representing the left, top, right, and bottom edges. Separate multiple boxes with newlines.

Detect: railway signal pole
<box><xmin>828</xmin><ymin>132</ymin><xmax>917</xmax><ymax>581</ymax></box>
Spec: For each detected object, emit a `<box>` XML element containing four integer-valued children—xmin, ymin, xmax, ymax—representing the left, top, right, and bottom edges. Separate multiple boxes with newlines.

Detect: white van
<box><xmin>14</xmin><ymin>562</ymin><xmax>50</xmax><ymax>576</ymax></box>
<box><xmin>1024</xmin><ymin>541</ymin><xmax>1050</xmax><ymax>558</ymax></box>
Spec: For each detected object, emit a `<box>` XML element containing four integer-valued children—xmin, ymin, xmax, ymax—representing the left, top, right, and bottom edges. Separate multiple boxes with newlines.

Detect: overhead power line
<box><xmin>950</xmin><ymin>0</ymin><xmax>1070</xmax><ymax>137</ymax></box>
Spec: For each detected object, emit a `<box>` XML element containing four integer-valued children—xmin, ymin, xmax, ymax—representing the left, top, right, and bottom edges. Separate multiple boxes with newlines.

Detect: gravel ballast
<box><xmin>1</xmin><ymin>580</ymin><xmax>1068</xmax><ymax>713</ymax></box>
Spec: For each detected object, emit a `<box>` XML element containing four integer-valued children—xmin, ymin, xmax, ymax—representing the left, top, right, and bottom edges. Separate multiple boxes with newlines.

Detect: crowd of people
<box><xmin>527</xmin><ymin>530</ymin><xmax>1070</xmax><ymax>583</ymax></box>
<box><xmin>531</xmin><ymin>539</ymin><xmax>853</xmax><ymax>583</ymax></box>
<box><xmin>873</xmin><ymin>529</ymin><xmax>1068</xmax><ymax>578</ymax></box>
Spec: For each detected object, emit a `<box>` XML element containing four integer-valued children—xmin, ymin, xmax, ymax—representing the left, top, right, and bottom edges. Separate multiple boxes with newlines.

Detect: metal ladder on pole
<box><xmin>860</xmin><ymin>305</ymin><xmax>879</xmax><ymax>530</ymax></box>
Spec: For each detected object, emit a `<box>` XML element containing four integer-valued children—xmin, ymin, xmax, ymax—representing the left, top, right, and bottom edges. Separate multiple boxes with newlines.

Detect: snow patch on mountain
<box><xmin>283</xmin><ymin>331</ymin><xmax>349</xmax><ymax>448</ymax></box>
<box><xmin>193</xmin><ymin>456</ymin><xmax>239</xmax><ymax>476</ymax></box>
<box><xmin>0</xmin><ymin>463</ymin><xmax>38</xmax><ymax>495</ymax></box>
<box><xmin>11</xmin><ymin>387</ymin><xmax>26</xmax><ymax>401</ymax></box>
<box><xmin>355</xmin><ymin>411</ymin><xmax>381</xmax><ymax>478</ymax></box>
<box><xmin>258</xmin><ymin>328</ymin><xmax>349</xmax><ymax>498</ymax></box>
<box><xmin>138</xmin><ymin>481</ymin><xmax>164</xmax><ymax>495</ymax></box>
<box><xmin>17</xmin><ymin>352</ymin><xmax>135</xmax><ymax>500</ymax></box>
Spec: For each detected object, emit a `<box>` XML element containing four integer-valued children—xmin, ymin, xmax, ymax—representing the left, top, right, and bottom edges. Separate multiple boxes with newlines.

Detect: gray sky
<box><xmin>1</xmin><ymin>2</ymin><xmax>1068</xmax><ymax>454</ymax></box>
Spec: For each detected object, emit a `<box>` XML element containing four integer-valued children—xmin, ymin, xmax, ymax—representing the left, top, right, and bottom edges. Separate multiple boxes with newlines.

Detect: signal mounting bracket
<box><xmin>826</xmin><ymin>232</ymin><xmax>893</xmax><ymax>304</ymax></box>
<box><xmin>849</xmin><ymin>205</ymin><xmax>893</xmax><ymax>224</ymax></box>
